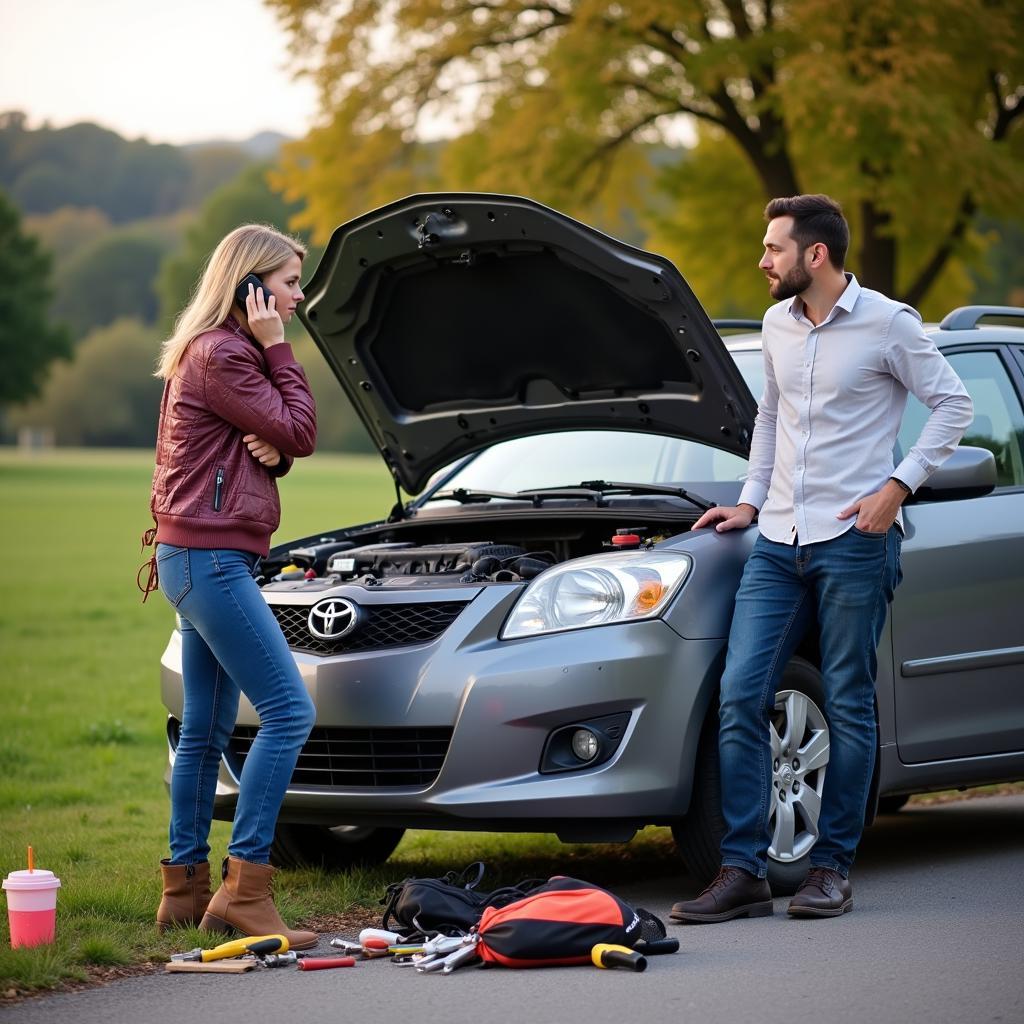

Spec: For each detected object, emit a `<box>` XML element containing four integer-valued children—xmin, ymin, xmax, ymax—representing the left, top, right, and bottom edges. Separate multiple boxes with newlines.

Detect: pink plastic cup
<box><xmin>3</xmin><ymin>868</ymin><xmax>61</xmax><ymax>948</ymax></box>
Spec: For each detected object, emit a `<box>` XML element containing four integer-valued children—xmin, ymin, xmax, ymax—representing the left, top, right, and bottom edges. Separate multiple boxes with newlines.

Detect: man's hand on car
<box><xmin>837</xmin><ymin>479</ymin><xmax>908</xmax><ymax>534</ymax></box>
<box><xmin>692</xmin><ymin>503</ymin><xmax>758</xmax><ymax>532</ymax></box>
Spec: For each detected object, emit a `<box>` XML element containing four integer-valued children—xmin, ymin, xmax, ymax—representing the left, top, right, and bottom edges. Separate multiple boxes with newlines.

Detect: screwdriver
<box><xmin>296</xmin><ymin>956</ymin><xmax>357</xmax><ymax>971</ymax></box>
<box><xmin>171</xmin><ymin>934</ymin><xmax>289</xmax><ymax>962</ymax></box>
<box><xmin>591</xmin><ymin>943</ymin><xmax>648</xmax><ymax>972</ymax></box>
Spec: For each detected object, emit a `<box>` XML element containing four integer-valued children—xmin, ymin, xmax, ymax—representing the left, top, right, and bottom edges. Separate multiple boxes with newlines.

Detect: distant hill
<box><xmin>185</xmin><ymin>131</ymin><xmax>292</xmax><ymax>159</ymax></box>
<box><xmin>0</xmin><ymin>111</ymin><xmax>277</xmax><ymax>221</ymax></box>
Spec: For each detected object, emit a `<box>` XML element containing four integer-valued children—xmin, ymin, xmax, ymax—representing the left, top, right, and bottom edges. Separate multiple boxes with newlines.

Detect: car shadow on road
<box><xmin>855</xmin><ymin>798</ymin><xmax>1024</xmax><ymax>876</ymax></box>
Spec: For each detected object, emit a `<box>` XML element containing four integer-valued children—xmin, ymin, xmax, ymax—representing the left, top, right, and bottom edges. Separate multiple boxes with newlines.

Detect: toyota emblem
<box><xmin>307</xmin><ymin>598</ymin><xmax>359</xmax><ymax>640</ymax></box>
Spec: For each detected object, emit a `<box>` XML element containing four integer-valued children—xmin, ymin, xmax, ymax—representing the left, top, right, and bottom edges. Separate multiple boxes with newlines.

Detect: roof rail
<box><xmin>713</xmin><ymin>319</ymin><xmax>762</xmax><ymax>332</ymax></box>
<box><xmin>939</xmin><ymin>306</ymin><xmax>1024</xmax><ymax>331</ymax></box>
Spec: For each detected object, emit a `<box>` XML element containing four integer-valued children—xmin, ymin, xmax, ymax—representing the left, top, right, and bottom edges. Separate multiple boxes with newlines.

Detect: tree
<box><xmin>267</xmin><ymin>0</ymin><xmax>1023</xmax><ymax>316</ymax></box>
<box><xmin>24</xmin><ymin>205</ymin><xmax>112</xmax><ymax>274</ymax></box>
<box><xmin>7</xmin><ymin>319</ymin><xmax>163</xmax><ymax>446</ymax></box>
<box><xmin>0</xmin><ymin>189</ymin><xmax>70</xmax><ymax>403</ymax></box>
<box><xmin>52</xmin><ymin>226</ymin><xmax>177</xmax><ymax>339</ymax></box>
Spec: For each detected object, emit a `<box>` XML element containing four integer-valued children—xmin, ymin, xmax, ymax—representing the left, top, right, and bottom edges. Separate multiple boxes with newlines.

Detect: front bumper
<box><xmin>161</xmin><ymin>583</ymin><xmax>724</xmax><ymax>833</ymax></box>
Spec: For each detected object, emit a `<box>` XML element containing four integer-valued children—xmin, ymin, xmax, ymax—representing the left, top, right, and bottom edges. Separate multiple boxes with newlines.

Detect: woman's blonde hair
<box><xmin>155</xmin><ymin>223</ymin><xmax>307</xmax><ymax>379</ymax></box>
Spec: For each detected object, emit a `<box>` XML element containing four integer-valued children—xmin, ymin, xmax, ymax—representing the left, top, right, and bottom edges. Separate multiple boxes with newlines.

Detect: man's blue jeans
<box><xmin>156</xmin><ymin>545</ymin><xmax>316</xmax><ymax>865</ymax></box>
<box><xmin>718</xmin><ymin>526</ymin><xmax>902</xmax><ymax>879</ymax></box>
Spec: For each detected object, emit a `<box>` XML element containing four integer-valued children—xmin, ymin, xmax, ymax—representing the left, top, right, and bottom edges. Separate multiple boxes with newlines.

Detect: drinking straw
<box><xmin>27</xmin><ymin>845</ymin><xmax>33</xmax><ymax>873</ymax></box>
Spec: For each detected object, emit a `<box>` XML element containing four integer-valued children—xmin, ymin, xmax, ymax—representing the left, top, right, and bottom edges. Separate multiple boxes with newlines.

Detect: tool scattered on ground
<box><xmin>592</xmin><ymin>944</ymin><xmax>647</xmax><ymax>972</ymax></box>
<box><xmin>635</xmin><ymin>937</ymin><xmax>679</xmax><ymax>955</ymax></box>
<box><xmin>296</xmin><ymin>956</ymin><xmax>357</xmax><ymax>971</ymax></box>
<box><xmin>170</xmin><ymin>934</ymin><xmax>288</xmax><ymax>962</ymax></box>
<box><xmin>165</xmin><ymin>960</ymin><xmax>256</xmax><ymax>974</ymax></box>
<box><xmin>256</xmin><ymin>952</ymin><xmax>305</xmax><ymax>968</ymax></box>
<box><xmin>329</xmin><ymin>938</ymin><xmax>365</xmax><ymax>956</ymax></box>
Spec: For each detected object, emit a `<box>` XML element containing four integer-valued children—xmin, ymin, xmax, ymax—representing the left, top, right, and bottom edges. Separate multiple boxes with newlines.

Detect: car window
<box><xmin>897</xmin><ymin>350</ymin><xmax>1024</xmax><ymax>488</ymax></box>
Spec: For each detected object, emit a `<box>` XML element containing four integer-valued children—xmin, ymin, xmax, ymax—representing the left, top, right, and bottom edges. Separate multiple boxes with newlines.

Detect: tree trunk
<box><xmin>858</xmin><ymin>200</ymin><xmax>897</xmax><ymax>298</ymax></box>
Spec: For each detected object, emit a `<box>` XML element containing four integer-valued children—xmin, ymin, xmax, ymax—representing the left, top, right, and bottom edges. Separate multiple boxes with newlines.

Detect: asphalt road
<box><xmin>4</xmin><ymin>795</ymin><xmax>1022</xmax><ymax>1024</ymax></box>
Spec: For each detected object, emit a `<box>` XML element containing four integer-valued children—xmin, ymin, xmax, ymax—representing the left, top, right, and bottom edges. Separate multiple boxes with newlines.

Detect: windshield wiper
<box><xmin>425</xmin><ymin>488</ymin><xmax>534</xmax><ymax>505</ymax></box>
<box><xmin>573</xmin><ymin>480</ymin><xmax>718</xmax><ymax>512</ymax></box>
<box><xmin>424</xmin><ymin>486</ymin><xmax>608</xmax><ymax>507</ymax></box>
<box><xmin>425</xmin><ymin>482</ymin><xmax>716</xmax><ymax>512</ymax></box>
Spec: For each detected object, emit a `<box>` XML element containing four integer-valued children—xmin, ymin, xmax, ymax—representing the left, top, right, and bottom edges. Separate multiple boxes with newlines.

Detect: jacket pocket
<box><xmin>213</xmin><ymin>467</ymin><xmax>226</xmax><ymax>512</ymax></box>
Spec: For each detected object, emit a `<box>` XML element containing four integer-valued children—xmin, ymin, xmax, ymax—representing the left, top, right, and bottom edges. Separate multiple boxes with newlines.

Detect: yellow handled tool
<box><xmin>171</xmin><ymin>934</ymin><xmax>288</xmax><ymax>963</ymax></box>
<box><xmin>591</xmin><ymin>943</ymin><xmax>647</xmax><ymax>972</ymax></box>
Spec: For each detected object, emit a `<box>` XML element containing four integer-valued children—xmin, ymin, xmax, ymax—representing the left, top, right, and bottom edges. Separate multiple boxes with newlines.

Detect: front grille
<box><xmin>269</xmin><ymin>601</ymin><xmax>467</xmax><ymax>655</ymax></box>
<box><xmin>227</xmin><ymin>726</ymin><xmax>453</xmax><ymax>788</ymax></box>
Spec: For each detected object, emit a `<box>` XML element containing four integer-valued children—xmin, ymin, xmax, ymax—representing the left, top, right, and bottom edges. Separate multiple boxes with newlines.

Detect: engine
<box><xmin>274</xmin><ymin>539</ymin><xmax>556</xmax><ymax>586</ymax></box>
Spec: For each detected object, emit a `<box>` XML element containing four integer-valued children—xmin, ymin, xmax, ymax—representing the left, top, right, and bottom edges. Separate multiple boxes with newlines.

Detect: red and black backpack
<box><xmin>476</xmin><ymin>876</ymin><xmax>654</xmax><ymax>968</ymax></box>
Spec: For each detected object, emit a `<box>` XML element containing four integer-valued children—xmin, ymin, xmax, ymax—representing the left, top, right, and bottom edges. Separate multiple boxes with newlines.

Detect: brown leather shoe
<box><xmin>156</xmin><ymin>859</ymin><xmax>212</xmax><ymax>932</ymax></box>
<box><xmin>787</xmin><ymin>867</ymin><xmax>853</xmax><ymax>918</ymax></box>
<box><xmin>200</xmin><ymin>856</ymin><xmax>317</xmax><ymax>950</ymax></box>
<box><xmin>670</xmin><ymin>866</ymin><xmax>773</xmax><ymax>923</ymax></box>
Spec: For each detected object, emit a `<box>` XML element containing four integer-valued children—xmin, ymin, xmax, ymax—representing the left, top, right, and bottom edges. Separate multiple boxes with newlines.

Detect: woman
<box><xmin>145</xmin><ymin>224</ymin><xmax>318</xmax><ymax>947</ymax></box>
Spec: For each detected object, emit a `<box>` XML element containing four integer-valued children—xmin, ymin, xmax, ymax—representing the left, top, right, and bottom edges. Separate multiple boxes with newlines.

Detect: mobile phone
<box><xmin>234</xmin><ymin>273</ymin><xmax>274</xmax><ymax>309</ymax></box>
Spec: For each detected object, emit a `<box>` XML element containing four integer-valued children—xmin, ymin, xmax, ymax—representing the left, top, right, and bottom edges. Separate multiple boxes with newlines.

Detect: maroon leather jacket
<box><xmin>149</xmin><ymin>316</ymin><xmax>317</xmax><ymax>558</ymax></box>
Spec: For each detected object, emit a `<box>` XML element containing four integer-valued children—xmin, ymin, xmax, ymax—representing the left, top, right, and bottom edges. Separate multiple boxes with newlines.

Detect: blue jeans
<box><xmin>156</xmin><ymin>545</ymin><xmax>316</xmax><ymax>865</ymax></box>
<box><xmin>718</xmin><ymin>526</ymin><xmax>902</xmax><ymax>878</ymax></box>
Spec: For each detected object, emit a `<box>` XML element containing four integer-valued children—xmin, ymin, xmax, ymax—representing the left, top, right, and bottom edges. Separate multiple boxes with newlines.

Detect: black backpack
<box><xmin>380</xmin><ymin>862</ymin><xmax>541</xmax><ymax>937</ymax></box>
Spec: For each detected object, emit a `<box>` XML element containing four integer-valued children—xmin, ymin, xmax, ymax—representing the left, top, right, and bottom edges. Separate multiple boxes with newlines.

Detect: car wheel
<box><xmin>270</xmin><ymin>824</ymin><xmax>405</xmax><ymax>870</ymax></box>
<box><xmin>877</xmin><ymin>794</ymin><xmax>910</xmax><ymax>814</ymax></box>
<box><xmin>673</xmin><ymin>656</ymin><xmax>831</xmax><ymax>897</ymax></box>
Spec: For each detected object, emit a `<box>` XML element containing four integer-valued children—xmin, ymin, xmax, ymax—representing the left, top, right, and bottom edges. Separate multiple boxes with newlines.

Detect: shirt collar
<box><xmin>787</xmin><ymin>273</ymin><xmax>860</xmax><ymax>324</ymax></box>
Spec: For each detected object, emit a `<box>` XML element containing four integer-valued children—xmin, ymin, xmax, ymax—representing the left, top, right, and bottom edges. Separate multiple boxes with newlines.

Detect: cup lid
<box><xmin>3</xmin><ymin>869</ymin><xmax>61</xmax><ymax>890</ymax></box>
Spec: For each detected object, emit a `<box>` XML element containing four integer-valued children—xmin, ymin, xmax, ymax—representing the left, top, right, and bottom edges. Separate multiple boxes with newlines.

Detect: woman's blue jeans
<box><xmin>156</xmin><ymin>544</ymin><xmax>316</xmax><ymax>865</ymax></box>
<box><xmin>718</xmin><ymin>526</ymin><xmax>902</xmax><ymax>879</ymax></box>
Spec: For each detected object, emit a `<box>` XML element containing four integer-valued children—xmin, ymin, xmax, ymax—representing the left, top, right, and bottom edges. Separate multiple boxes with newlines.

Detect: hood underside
<box><xmin>298</xmin><ymin>193</ymin><xmax>756</xmax><ymax>494</ymax></box>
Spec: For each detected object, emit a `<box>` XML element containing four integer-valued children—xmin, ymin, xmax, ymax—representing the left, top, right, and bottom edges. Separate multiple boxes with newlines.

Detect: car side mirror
<box><xmin>911</xmin><ymin>445</ymin><xmax>997</xmax><ymax>502</ymax></box>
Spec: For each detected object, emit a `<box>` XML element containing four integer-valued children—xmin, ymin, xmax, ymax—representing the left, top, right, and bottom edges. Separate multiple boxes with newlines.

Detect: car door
<box><xmin>891</xmin><ymin>345</ymin><xmax>1024</xmax><ymax>763</ymax></box>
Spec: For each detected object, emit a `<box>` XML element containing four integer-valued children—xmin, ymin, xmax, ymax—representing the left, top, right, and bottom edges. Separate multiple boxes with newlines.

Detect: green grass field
<box><xmin>0</xmin><ymin>448</ymin><xmax>678</xmax><ymax>996</ymax></box>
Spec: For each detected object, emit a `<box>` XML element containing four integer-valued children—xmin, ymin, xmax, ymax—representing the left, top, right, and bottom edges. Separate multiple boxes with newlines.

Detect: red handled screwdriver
<box><xmin>296</xmin><ymin>956</ymin><xmax>357</xmax><ymax>971</ymax></box>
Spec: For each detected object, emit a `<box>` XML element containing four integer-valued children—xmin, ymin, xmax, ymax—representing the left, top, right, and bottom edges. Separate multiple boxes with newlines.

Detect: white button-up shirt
<box><xmin>738</xmin><ymin>274</ymin><xmax>973</xmax><ymax>545</ymax></box>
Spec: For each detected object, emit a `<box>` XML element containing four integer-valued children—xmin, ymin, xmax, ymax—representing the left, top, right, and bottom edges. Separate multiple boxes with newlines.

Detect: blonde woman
<box><xmin>146</xmin><ymin>224</ymin><xmax>317</xmax><ymax>947</ymax></box>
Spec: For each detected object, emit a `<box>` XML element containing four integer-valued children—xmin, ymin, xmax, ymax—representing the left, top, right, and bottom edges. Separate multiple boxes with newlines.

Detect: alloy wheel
<box><xmin>768</xmin><ymin>688</ymin><xmax>829</xmax><ymax>863</ymax></box>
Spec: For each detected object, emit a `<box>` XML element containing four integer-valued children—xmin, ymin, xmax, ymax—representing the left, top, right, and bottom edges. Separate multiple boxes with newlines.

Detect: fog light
<box><xmin>571</xmin><ymin>729</ymin><xmax>599</xmax><ymax>762</ymax></box>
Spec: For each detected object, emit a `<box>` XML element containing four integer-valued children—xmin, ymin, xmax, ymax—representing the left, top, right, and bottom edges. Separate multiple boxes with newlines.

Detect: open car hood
<box><xmin>298</xmin><ymin>194</ymin><xmax>756</xmax><ymax>494</ymax></box>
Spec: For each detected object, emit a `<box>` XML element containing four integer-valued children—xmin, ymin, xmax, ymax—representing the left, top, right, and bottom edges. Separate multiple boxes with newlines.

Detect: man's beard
<box><xmin>768</xmin><ymin>262</ymin><xmax>812</xmax><ymax>301</ymax></box>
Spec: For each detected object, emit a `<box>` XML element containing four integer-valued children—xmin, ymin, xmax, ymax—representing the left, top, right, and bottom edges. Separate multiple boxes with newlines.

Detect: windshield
<box><xmin>424</xmin><ymin>349</ymin><xmax>763</xmax><ymax>500</ymax></box>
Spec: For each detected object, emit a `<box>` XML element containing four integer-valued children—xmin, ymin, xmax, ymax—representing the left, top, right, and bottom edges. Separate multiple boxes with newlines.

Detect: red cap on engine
<box><xmin>611</xmin><ymin>530</ymin><xmax>642</xmax><ymax>547</ymax></box>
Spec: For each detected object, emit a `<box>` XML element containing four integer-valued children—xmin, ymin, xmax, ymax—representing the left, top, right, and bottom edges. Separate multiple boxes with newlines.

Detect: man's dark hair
<box><xmin>764</xmin><ymin>194</ymin><xmax>849</xmax><ymax>270</ymax></box>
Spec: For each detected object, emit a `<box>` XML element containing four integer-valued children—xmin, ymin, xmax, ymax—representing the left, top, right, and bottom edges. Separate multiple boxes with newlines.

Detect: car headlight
<box><xmin>500</xmin><ymin>550</ymin><xmax>692</xmax><ymax>639</ymax></box>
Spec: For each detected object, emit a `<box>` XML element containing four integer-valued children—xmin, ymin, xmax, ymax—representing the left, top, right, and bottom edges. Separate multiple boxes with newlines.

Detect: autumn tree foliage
<box><xmin>268</xmin><ymin>0</ymin><xmax>1023</xmax><ymax>316</ymax></box>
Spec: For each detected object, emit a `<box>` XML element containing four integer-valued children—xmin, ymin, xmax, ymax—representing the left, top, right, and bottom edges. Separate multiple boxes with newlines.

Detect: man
<box><xmin>671</xmin><ymin>194</ymin><xmax>972</xmax><ymax>921</ymax></box>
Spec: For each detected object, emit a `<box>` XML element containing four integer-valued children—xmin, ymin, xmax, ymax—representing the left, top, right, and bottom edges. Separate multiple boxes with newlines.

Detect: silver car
<box><xmin>160</xmin><ymin>195</ymin><xmax>1024</xmax><ymax>894</ymax></box>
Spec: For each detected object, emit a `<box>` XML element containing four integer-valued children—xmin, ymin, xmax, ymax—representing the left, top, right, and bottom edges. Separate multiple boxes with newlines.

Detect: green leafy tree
<box><xmin>7</xmin><ymin>319</ymin><xmax>163</xmax><ymax>446</ymax></box>
<box><xmin>0</xmin><ymin>189</ymin><xmax>70</xmax><ymax>403</ymax></box>
<box><xmin>267</xmin><ymin>0</ymin><xmax>1023</xmax><ymax>316</ymax></box>
<box><xmin>24</xmin><ymin>205</ymin><xmax>113</xmax><ymax>273</ymax></box>
<box><xmin>52</xmin><ymin>226</ymin><xmax>176</xmax><ymax>338</ymax></box>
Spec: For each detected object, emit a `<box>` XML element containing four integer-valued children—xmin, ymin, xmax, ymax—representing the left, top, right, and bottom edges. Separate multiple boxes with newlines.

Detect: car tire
<box><xmin>270</xmin><ymin>824</ymin><xmax>405</xmax><ymax>870</ymax></box>
<box><xmin>673</xmin><ymin>656</ymin><xmax>832</xmax><ymax>897</ymax></box>
<box><xmin>877</xmin><ymin>794</ymin><xmax>910</xmax><ymax>814</ymax></box>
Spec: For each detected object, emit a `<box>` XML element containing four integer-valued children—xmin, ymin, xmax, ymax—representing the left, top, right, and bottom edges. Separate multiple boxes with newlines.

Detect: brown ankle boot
<box><xmin>199</xmin><ymin>856</ymin><xmax>317</xmax><ymax>950</ymax></box>
<box><xmin>156</xmin><ymin>860</ymin><xmax>212</xmax><ymax>932</ymax></box>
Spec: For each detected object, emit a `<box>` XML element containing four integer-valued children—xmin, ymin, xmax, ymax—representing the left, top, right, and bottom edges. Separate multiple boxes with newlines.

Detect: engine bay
<box><xmin>260</xmin><ymin>509</ymin><xmax>700</xmax><ymax>592</ymax></box>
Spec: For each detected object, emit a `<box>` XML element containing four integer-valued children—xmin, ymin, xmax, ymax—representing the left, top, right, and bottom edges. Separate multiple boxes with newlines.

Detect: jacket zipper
<box><xmin>213</xmin><ymin>467</ymin><xmax>225</xmax><ymax>511</ymax></box>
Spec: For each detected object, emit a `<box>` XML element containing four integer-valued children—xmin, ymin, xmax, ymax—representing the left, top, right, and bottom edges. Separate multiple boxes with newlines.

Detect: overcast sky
<box><xmin>0</xmin><ymin>0</ymin><xmax>320</xmax><ymax>144</ymax></box>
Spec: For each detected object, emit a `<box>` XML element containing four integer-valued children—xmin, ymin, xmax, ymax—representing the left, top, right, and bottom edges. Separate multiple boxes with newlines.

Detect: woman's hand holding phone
<box><xmin>245</xmin><ymin>282</ymin><xmax>285</xmax><ymax>349</ymax></box>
